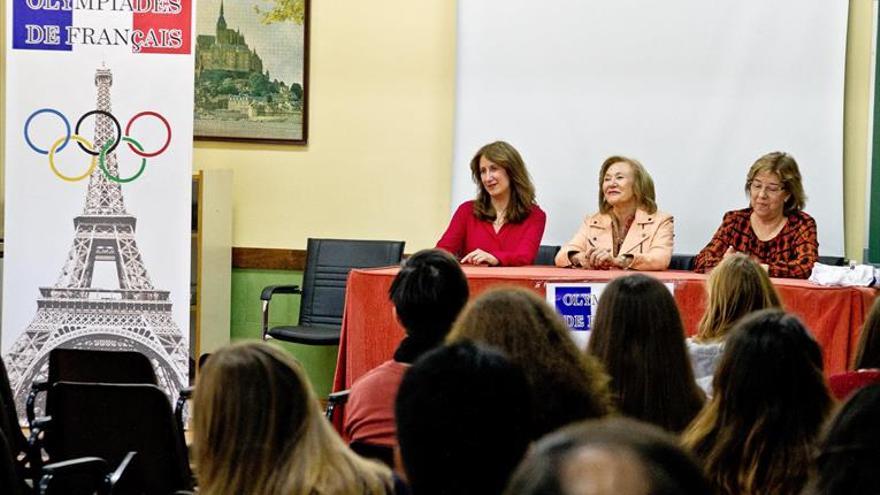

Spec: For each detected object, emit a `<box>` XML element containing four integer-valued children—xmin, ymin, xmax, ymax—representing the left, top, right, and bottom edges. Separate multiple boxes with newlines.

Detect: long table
<box><xmin>332</xmin><ymin>266</ymin><xmax>877</xmax><ymax>391</ymax></box>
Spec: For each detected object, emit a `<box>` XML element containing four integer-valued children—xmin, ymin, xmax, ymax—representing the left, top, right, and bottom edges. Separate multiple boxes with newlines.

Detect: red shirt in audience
<box><xmin>828</xmin><ymin>369</ymin><xmax>880</xmax><ymax>401</ymax></box>
<box><xmin>344</xmin><ymin>360</ymin><xmax>409</xmax><ymax>448</ymax></box>
<box><xmin>436</xmin><ymin>200</ymin><xmax>546</xmax><ymax>266</ymax></box>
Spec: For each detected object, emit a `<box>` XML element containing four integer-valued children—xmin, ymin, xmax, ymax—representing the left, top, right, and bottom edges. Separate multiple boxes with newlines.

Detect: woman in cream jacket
<box><xmin>555</xmin><ymin>156</ymin><xmax>673</xmax><ymax>271</ymax></box>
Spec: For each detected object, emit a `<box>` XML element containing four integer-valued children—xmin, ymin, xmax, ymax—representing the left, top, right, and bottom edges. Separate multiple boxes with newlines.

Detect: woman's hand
<box><xmin>588</xmin><ymin>248</ymin><xmax>614</xmax><ymax>270</ymax></box>
<box><xmin>461</xmin><ymin>249</ymin><xmax>500</xmax><ymax>266</ymax></box>
<box><xmin>569</xmin><ymin>248</ymin><xmax>595</xmax><ymax>268</ymax></box>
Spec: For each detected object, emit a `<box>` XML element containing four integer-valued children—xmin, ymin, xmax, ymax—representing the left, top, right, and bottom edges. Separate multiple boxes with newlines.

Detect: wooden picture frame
<box><xmin>194</xmin><ymin>0</ymin><xmax>309</xmax><ymax>144</ymax></box>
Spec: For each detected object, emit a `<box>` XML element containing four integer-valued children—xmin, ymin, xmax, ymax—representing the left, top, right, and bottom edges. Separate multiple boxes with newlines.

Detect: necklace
<box><xmin>493</xmin><ymin>208</ymin><xmax>506</xmax><ymax>226</ymax></box>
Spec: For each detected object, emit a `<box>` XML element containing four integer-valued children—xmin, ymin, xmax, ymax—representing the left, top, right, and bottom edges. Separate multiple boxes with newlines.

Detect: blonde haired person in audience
<box><xmin>693</xmin><ymin>151</ymin><xmax>818</xmax><ymax>279</ymax></box>
<box><xmin>687</xmin><ymin>253</ymin><xmax>781</xmax><ymax>394</ymax></box>
<box><xmin>447</xmin><ymin>287</ymin><xmax>614</xmax><ymax>438</ymax></box>
<box><xmin>682</xmin><ymin>309</ymin><xmax>832</xmax><ymax>495</ymax></box>
<box><xmin>437</xmin><ymin>141</ymin><xmax>546</xmax><ymax>266</ymax></box>
<box><xmin>193</xmin><ymin>342</ymin><xmax>395</xmax><ymax>495</ymax></box>
<box><xmin>555</xmin><ymin>156</ymin><xmax>673</xmax><ymax>271</ymax></box>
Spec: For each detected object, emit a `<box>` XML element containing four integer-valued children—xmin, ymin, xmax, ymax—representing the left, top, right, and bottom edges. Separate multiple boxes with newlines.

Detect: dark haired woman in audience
<box><xmin>555</xmin><ymin>156</ymin><xmax>673</xmax><ymax>270</ymax></box>
<box><xmin>437</xmin><ymin>141</ymin><xmax>546</xmax><ymax>266</ymax></box>
<box><xmin>828</xmin><ymin>296</ymin><xmax>880</xmax><ymax>399</ymax></box>
<box><xmin>806</xmin><ymin>384</ymin><xmax>880</xmax><ymax>495</ymax></box>
<box><xmin>396</xmin><ymin>341</ymin><xmax>533</xmax><ymax>495</ymax></box>
<box><xmin>682</xmin><ymin>309</ymin><xmax>832</xmax><ymax>495</ymax></box>
<box><xmin>447</xmin><ymin>287</ymin><xmax>613</xmax><ymax>438</ymax></box>
<box><xmin>688</xmin><ymin>253</ymin><xmax>781</xmax><ymax>394</ymax></box>
<box><xmin>193</xmin><ymin>342</ymin><xmax>394</xmax><ymax>495</ymax></box>
<box><xmin>694</xmin><ymin>151</ymin><xmax>818</xmax><ymax>278</ymax></box>
<box><xmin>587</xmin><ymin>274</ymin><xmax>703</xmax><ymax>433</ymax></box>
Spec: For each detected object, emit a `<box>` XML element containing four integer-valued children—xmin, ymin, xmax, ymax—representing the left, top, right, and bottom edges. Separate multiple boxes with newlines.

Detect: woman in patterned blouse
<box><xmin>693</xmin><ymin>152</ymin><xmax>818</xmax><ymax>279</ymax></box>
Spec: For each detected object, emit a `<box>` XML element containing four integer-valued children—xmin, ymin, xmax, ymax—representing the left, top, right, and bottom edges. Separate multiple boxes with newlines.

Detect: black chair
<box><xmin>668</xmin><ymin>254</ymin><xmax>696</xmax><ymax>271</ymax></box>
<box><xmin>27</xmin><ymin>348</ymin><xmax>157</xmax><ymax>429</ymax></box>
<box><xmin>261</xmin><ymin>238</ymin><xmax>405</xmax><ymax>346</ymax></box>
<box><xmin>534</xmin><ymin>245</ymin><xmax>560</xmax><ymax>266</ymax></box>
<box><xmin>818</xmin><ymin>255</ymin><xmax>847</xmax><ymax>266</ymax></box>
<box><xmin>37</xmin><ymin>382</ymin><xmax>193</xmax><ymax>494</ymax></box>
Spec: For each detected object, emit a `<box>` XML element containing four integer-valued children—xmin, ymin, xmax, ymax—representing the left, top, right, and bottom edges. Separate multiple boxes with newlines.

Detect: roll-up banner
<box><xmin>3</xmin><ymin>0</ymin><xmax>195</xmax><ymax>418</ymax></box>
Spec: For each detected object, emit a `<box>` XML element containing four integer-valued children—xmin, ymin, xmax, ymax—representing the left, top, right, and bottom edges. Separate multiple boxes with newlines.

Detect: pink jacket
<box><xmin>554</xmin><ymin>208</ymin><xmax>674</xmax><ymax>271</ymax></box>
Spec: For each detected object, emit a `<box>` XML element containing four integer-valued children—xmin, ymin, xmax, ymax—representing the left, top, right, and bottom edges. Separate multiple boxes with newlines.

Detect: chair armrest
<box><xmin>260</xmin><ymin>285</ymin><xmax>301</xmax><ymax>301</ymax></box>
<box><xmin>261</xmin><ymin>285</ymin><xmax>302</xmax><ymax>340</ymax></box>
<box><xmin>39</xmin><ymin>456</ymin><xmax>109</xmax><ymax>494</ymax></box>
<box><xmin>325</xmin><ymin>389</ymin><xmax>350</xmax><ymax>421</ymax></box>
<box><xmin>328</xmin><ymin>389</ymin><xmax>351</xmax><ymax>405</ymax></box>
<box><xmin>107</xmin><ymin>451</ymin><xmax>137</xmax><ymax>487</ymax></box>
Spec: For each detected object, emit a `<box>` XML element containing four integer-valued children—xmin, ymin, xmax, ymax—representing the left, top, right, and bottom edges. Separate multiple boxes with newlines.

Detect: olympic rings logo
<box><xmin>23</xmin><ymin>108</ymin><xmax>172</xmax><ymax>183</ymax></box>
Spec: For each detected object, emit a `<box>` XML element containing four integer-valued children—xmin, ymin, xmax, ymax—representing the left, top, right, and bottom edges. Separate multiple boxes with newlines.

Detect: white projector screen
<box><xmin>452</xmin><ymin>1</ymin><xmax>848</xmax><ymax>256</ymax></box>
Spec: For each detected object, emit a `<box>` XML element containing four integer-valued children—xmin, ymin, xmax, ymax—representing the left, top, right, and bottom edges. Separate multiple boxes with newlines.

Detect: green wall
<box><xmin>231</xmin><ymin>268</ymin><xmax>338</xmax><ymax>396</ymax></box>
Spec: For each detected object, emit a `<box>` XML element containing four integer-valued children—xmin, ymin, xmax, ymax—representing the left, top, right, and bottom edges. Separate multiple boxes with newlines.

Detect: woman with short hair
<box><xmin>694</xmin><ymin>151</ymin><xmax>818</xmax><ymax>278</ymax></box>
<box><xmin>682</xmin><ymin>309</ymin><xmax>832</xmax><ymax>495</ymax></box>
<box><xmin>437</xmin><ymin>141</ymin><xmax>546</xmax><ymax>266</ymax></box>
<box><xmin>192</xmin><ymin>342</ymin><xmax>394</xmax><ymax>495</ymax></box>
<box><xmin>555</xmin><ymin>155</ymin><xmax>673</xmax><ymax>270</ymax></box>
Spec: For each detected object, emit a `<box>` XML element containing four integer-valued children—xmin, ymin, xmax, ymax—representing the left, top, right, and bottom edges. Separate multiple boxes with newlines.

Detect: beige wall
<box><xmin>0</xmin><ymin>1</ymin><xmax>875</xmax><ymax>259</ymax></box>
<box><xmin>195</xmin><ymin>0</ymin><xmax>457</xmax><ymax>252</ymax></box>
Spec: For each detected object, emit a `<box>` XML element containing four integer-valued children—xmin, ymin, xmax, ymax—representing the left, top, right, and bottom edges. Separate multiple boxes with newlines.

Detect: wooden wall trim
<box><xmin>232</xmin><ymin>247</ymin><xmax>307</xmax><ymax>271</ymax></box>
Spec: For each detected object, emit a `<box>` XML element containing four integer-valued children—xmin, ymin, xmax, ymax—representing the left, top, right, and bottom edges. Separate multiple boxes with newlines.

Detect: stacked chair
<box><xmin>1</xmin><ymin>348</ymin><xmax>193</xmax><ymax>494</ymax></box>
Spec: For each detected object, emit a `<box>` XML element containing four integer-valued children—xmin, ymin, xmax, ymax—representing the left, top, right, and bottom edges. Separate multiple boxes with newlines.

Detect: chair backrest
<box><xmin>299</xmin><ymin>238</ymin><xmax>405</xmax><ymax>327</ymax></box>
<box><xmin>818</xmin><ymin>255</ymin><xmax>847</xmax><ymax>267</ymax></box>
<box><xmin>534</xmin><ymin>245</ymin><xmax>560</xmax><ymax>266</ymax></box>
<box><xmin>48</xmin><ymin>349</ymin><xmax>157</xmax><ymax>385</ymax></box>
<box><xmin>668</xmin><ymin>254</ymin><xmax>696</xmax><ymax>271</ymax></box>
<box><xmin>44</xmin><ymin>382</ymin><xmax>192</xmax><ymax>494</ymax></box>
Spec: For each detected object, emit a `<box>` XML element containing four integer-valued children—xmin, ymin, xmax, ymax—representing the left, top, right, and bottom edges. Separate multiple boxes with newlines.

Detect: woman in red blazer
<box><xmin>436</xmin><ymin>141</ymin><xmax>546</xmax><ymax>266</ymax></box>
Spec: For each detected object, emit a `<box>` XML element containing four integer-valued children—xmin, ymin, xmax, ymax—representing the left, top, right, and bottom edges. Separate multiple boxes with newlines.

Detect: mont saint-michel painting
<box><xmin>195</xmin><ymin>0</ymin><xmax>309</xmax><ymax>143</ymax></box>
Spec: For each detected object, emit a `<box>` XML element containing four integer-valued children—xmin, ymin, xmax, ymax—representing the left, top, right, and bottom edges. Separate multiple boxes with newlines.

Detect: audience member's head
<box><xmin>587</xmin><ymin>274</ymin><xmax>703</xmax><ymax>432</ymax></box>
<box><xmin>853</xmin><ymin>296</ymin><xmax>880</xmax><ymax>370</ymax></box>
<box><xmin>389</xmin><ymin>249</ymin><xmax>469</xmax><ymax>361</ymax></box>
<box><xmin>448</xmin><ymin>287</ymin><xmax>613</xmax><ymax>437</ymax></box>
<box><xmin>682</xmin><ymin>309</ymin><xmax>832</xmax><ymax>495</ymax></box>
<box><xmin>396</xmin><ymin>341</ymin><xmax>533</xmax><ymax>495</ymax></box>
<box><xmin>193</xmin><ymin>342</ymin><xmax>392</xmax><ymax>495</ymax></box>
<box><xmin>696</xmin><ymin>253</ymin><xmax>781</xmax><ymax>342</ymax></box>
<box><xmin>504</xmin><ymin>417</ymin><xmax>711</xmax><ymax>495</ymax></box>
<box><xmin>807</xmin><ymin>384</ymin><xmax>880</xmax><ymax>494</ymax></box>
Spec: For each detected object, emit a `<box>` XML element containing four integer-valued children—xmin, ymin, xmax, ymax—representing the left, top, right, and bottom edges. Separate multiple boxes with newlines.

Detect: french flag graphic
<box><xmin>13</xmin><ymin>0</ymin><xmax>191</xmax><ymax>54</ymax></box>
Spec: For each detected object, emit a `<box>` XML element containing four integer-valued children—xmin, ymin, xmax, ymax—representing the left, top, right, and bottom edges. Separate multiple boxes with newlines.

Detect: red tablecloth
<box><xmin>332</xmin><ymin>266</ymin><xmax>877</xmax><ymax>391</ymax></box>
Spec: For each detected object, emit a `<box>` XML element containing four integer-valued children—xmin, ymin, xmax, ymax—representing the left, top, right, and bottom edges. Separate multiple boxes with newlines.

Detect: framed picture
<box><xmin>194</xmin><ymin>0</ymin><xmax>309</xmax><ymax>144</ymax></box>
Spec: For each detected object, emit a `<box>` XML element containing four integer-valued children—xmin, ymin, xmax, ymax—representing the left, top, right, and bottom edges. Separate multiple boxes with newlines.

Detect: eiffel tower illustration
<box><xmin>4</xmin><ymin>67</ymin><xmax>188</xmax><ymax>416</ymax></box>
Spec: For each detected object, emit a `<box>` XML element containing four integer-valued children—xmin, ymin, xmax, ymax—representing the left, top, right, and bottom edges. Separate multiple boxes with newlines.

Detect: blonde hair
<box><xmin>193</xmin><ymin>342</ymin><xmax>392</xmax><ymax>495</ymax></box>
<box><xmin>745</xmin><ymin>151</ymin><xmax>807</xmax><ymax>214</ymax></box>
<box><xmin>598</xmin><ymin>156</ymin><xmax>657</xmax><ymax>214</ymax></box>
<box><xmin>695</xmin><ymin>254</ymin><xmax>781</xmax><ymax>342</ymax></box>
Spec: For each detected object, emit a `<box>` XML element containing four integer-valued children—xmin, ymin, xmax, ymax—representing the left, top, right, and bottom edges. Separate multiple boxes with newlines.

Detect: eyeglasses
<box><xmin>749</xmin><ymin>181</ymin><xmax>785</xmax><ymax>195</ymax></box>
